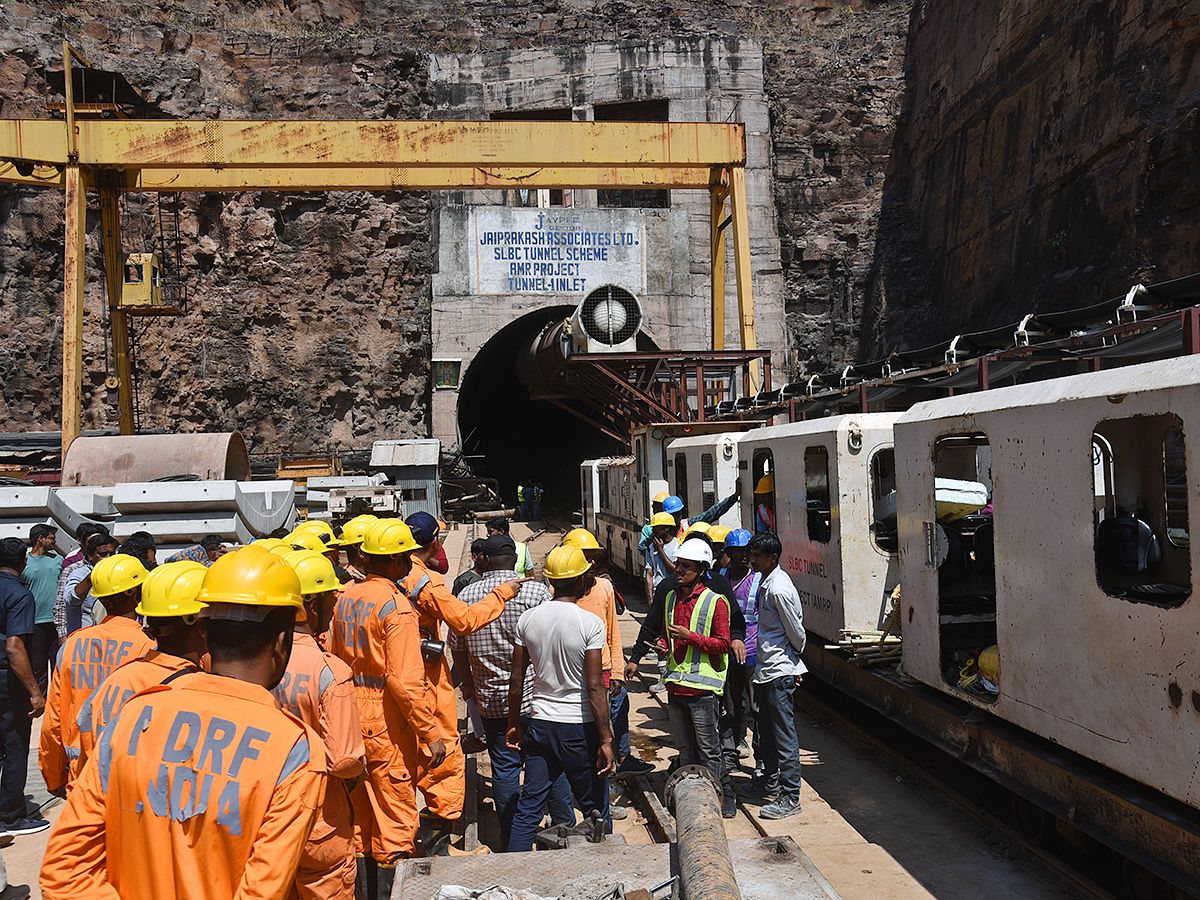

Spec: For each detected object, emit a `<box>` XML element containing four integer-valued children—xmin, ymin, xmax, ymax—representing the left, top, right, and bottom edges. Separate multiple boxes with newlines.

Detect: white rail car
<box><xmin>664</xmin><ymin>431</ymin><xmax>745</xmax><ymax>531</ymax></box>
<box><xmin>734</xmin><ymin>414</ymin><xmax>902</xmax><ymax>642</ymax></box>
<box><xmin>895</xmin><ymin>354</ymin><xmax>1200</xmax><ymax>809</ymax></box>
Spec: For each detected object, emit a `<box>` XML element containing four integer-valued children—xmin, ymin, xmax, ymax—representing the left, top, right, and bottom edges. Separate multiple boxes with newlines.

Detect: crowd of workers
<box><xmin>0</xmin><ymin>494</ymin><xmax>805</xmax><ymax>900</ymax></box>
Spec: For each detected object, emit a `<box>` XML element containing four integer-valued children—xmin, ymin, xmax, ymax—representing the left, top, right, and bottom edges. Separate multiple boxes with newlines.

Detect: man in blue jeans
<box><xmin>449</xmin><ymin>534</ymin><xmax>574</xmax><ymax>850</ymax></box>
<box><xmin>740</xmin><ymin>531</ymin><xmax>806</xmax><ymax>819</ymax></box>
<box><xmin>506</xmin><ymin>546</ymin><xmax>614</xmax><ymax>852</ymax></box>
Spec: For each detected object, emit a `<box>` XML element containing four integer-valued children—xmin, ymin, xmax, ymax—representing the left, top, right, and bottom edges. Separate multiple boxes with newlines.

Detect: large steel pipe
<box><xmin>664</xmin><ymin>765</ymin><xmax>741</xmax><ymax>900</ymax></box>
<box><xmin>62</xmin><ymin>432</ymin><xmax>250</xmax><ymax>486</ymax></box>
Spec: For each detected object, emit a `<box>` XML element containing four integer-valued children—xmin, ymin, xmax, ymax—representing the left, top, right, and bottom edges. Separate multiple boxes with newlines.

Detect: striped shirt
<box><xmin>448</xmin><ymin>569</ymin><xmax>551</xmax><ymax>719</ymax></box>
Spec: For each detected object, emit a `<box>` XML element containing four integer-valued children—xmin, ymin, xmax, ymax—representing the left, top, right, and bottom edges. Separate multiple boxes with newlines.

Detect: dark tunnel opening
<box><xmin>456</xmin><ymin>306</ymin><xmax>624</xmax><ymax>515</ymax></box>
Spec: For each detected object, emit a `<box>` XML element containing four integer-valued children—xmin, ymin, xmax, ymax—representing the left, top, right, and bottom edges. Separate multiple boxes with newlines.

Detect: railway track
<box><xmin>795</xmin><ymin>675</ymin><xmax>1193</xmax><ymax>900</ymax></box>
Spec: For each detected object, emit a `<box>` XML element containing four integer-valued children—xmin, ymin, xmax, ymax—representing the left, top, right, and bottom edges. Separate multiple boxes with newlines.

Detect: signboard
<box><xmin>470</xmin><ymin>207</ymin><xmax>646</xmax><ymax>296</ymax></box>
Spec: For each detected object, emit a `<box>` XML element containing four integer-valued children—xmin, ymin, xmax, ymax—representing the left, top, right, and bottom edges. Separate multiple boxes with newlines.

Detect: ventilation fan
<box><xmin>572</xmin><ymin>285</ymin><xmax>643</xmax><ymax>353</ymax></box>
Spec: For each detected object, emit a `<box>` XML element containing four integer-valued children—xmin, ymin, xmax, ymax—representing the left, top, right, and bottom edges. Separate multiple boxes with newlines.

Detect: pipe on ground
<box><xmin>61</xmin><ymin>432</ymin><xmax>250</xmax><ymax>486</ymax></box>
<box><xmin>664</xmin><ymin>765</ymin><xmax>741</xmax><ymax>900</ymax></box>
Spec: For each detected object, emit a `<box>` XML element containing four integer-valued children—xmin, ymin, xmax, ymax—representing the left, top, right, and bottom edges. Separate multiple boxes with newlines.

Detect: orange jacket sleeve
<box><xmin>234</xmin><ymin>733</ymin><xmax>327</xmax><ymax>900</ymax></box>
<box><xmin>39</xmin><ymin>662</ymin><xmax>70</xmax><ymax>794</ymax></box>
<box><xmin>604</xmin><ymin>585</ymin><xmax>625</xmax><ymax>675</ymax></box>
<box><xmin>318</xmin><ymin>664</ymin><xmax>367</xmax><ymax>780</ymax></box>
<box><xmin>418</xmin><ymin>577</ymin><xmax>514</xmax><ymax>636</ymax></box>
<box><xmin>382</xmin><ymin>609</ymin><xmax>441</xmax><ymax>748</ymax></box>
<box><xmin>39</xmin><ymin>753</ymin><xmax>119</xmax><ymax>900</ymax></box>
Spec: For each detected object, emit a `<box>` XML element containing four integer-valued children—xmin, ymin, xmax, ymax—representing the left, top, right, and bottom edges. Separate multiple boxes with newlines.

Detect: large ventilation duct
<box><xmin>518</xmin><ymin>285</ymin><xmax>644</xmax><ymax>395</ymax></box>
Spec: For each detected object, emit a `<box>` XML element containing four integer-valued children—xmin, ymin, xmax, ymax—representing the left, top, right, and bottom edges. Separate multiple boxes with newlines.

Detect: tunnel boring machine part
<box><xmin>664</xmin><ymin>765</ymin><xmax>742</xmax><ymax>900</ymax></box>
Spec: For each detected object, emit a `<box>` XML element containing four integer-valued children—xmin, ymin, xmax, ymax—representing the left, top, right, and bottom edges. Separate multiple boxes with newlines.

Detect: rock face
<box><xmin>859</xmin><ymin>0</ymin><xmax>1200</xmax><ymax>360</ymax></box>
<box><xmin>1</xmin><ymin>0</ymin><xmax>1195</xmax><ymax>455</ymax></box>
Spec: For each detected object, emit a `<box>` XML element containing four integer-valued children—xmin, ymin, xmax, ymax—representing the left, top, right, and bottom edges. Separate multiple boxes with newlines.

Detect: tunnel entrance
<box><xmin>456</xmin><ymin>306</ymin><xmax>624</xmax><ymax>514</ymax></box>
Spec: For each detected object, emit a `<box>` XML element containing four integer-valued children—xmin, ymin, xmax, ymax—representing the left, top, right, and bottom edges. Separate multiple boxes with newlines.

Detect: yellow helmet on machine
<box><xmin>196</xmin><ymin>545</ymin><xmax>303</xmax><ymax>612</ymax></box>
<box><xmin>708</xmin><ymin>525</ymin><xmax>731</xmax><ymax>546</ymax></box>
<box><xmin>136</xmin><ymin>561</ymin><xmax>208</xmax><ymax>618</ymax></box>
<box><xmin>338</xmin><ymin>514</ymin><xmax>379</xmax><ymax>547</ymax></box>
<box><xmin>283</xmin><ymin>550</ymin><xmax>340</xmax><ymax>597</ymax></box>
<box><xmin>544</xmin><ymin>546</ymin><xmax>592</xmax><ymax>580</ymax></box>
<box><xmin>287</xmin><ymin>529</ymin><xmax>330</xmax><ymax>554</ymax></box>
<box><xmin>562</xmin><ymin>528</ymin><xmax>601</xmax><ymax>551</ymax></box>
<box><xmin>90</xmin><ymin>554</ymin><xmax>149</xmax><ymax>598</ymax></box>
<box><xmin>978</xmin><ymin>645</ymin><xmax>1000</xmax><ymax>683</ymax></box>
<box><xmin>650</xmin><ymin>512</ymin><xmax>677</xmax><ymax>528</ymax></box>
<box><xmin>361</xmin><ymin>519</ymin><xmax>420</xmax><ymax>556</ymax></box>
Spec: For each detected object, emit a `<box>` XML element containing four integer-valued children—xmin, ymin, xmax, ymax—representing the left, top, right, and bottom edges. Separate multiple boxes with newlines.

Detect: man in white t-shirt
<box><xmin>506</xmin><ymin>545</ymin><xmax>615</xmax><ymax>852</ymax></box>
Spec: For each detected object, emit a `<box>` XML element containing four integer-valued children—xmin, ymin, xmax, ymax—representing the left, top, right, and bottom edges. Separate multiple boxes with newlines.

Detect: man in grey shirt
<box><xmin>740</xmin><ymin>531</ymin><xmax>806</xmax><ymax>819</ymax></box>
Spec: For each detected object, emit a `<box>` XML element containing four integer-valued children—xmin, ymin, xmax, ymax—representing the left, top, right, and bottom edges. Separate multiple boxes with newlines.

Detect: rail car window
<box><xmin>752</xmin><ymin>450</ymin><xmax>776</xmax><ymax>532</ymax></box>
<box><xmin>804</xmin><ymin>446</ymin><xmax>831</xmax><ymax>543</ymax></box>
<box><xmin>933</xmin><ymin>433</ymin><xmax>997</xmax><ymax>703</ymax></box>
<box><xmin>1093</xmin><ymin>415</ymin><xmax>1190</xmax><ymax>607</ymax></box>
<box><xmin>870</xmin><ymin>447</ymin><xmax>898</xmax><ymax>554</ymax></box>
<box><xmin>701</xmin><ymin>453</ymin><xmax>716</xmax><ymax>511</ymax></box>
<box><xmin>599</xmin><ymin>469</ymin><xmax>611</xmax><ymax>513</ymax></box>
<box><xmin>675</xmin><ymin>454</ymin><xmax>688</xmax><ymax>508</ymax></box>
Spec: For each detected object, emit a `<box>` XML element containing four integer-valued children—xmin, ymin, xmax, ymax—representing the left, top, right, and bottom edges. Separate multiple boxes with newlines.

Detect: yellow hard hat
<box><xmin>562</xmin><ymin>528</ymin><xmax>601</xmax><ymax>551</ymax></box>
<box><xmin>544</xmin><ymin>545</ymin><xmax>592</xmax><ymax>580</ymax></box>
<box><xmin>287</xmin><ymin>529</ymin><xmax>329</xmax><ymax>554</ymax></box>
<box><xmin>685</xmin><ymin>521</ymin><xmax>711</xmax><ymax>537</ymax></box>
<box><xmin>755</xmin><ymin>474</ymin><xmax>774</xmax><ymax>493</ymax></box>
<box><xmin>978</xmin><ymin>645</ymin><xmax>1000</xmax><ymax>683</ymax></box>
<box><xmin>283</xmin><ymin>550</ymin><xmax>340</xmax><ymax>597</ymax></box>
<box><xmin>90</xmin><ymin>553</ymin><xmax>149</xmax><ymax>598</ymax></box>
<box><xmin>708</xmin><ymin>525</ymin><xmax>731</xmax><ymax>546</ymax></box>
<box><xmin>339</xmin><ymin>514</ymin><xmax>379</xmax><ymax>547</ymax></box>
<box><xmin>294</xmin><ymin>520</ymin><xmax>337</xmax><ymax>544</ymax></box>
<box><xmin>252</xmin><ymin>537</ymin><xmax>293</xmax><ymax>555</ymax></box>
<box><xmin>361</xmin><ymin>519</ymin><xmax>420</xmax><ymax>556</ymax></box>
<box><xmin>136</xmin><ymin>561</ymin><xmax>208</xmax><ymax>618</ymax></box>
<box><xmin>196</xmin><ymin>545</ymin><xmax>303</xmax><ymax>610</ymax></box>
<box><xmin>653</xmin><ymin>492</ymin><xmax>670</xmax><ymax>504</ymax></box>
<box><xmin>650</xmin><ymin>512</ymin><xmax>676</xmax><ymax>528</ymax></box>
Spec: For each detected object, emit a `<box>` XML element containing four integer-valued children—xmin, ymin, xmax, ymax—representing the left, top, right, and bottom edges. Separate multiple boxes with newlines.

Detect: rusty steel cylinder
<box><xmin>664</xmin><ymin>765</ymin><xmax>742</xmax><ymax>900</ymax></box>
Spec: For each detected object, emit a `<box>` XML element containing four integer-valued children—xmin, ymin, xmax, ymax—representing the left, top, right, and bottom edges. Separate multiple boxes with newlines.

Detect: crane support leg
<box><xmin>728</xmin><ymin>166</ymin><xmax>759</xmax><ymax>383</ymax></box>
<box><xmin>62</xmin><ymin>165</ymin><xmax>87</xmax><ymax>458</ymax></box>
<box><xmin>710</xmin><ymin>176</ymin><xmax>729</xmax><ymax>351</ymax></box>
<box><xmin>98</xmin><ymin>183</ymin><xmax>134</xmax><ymax>434</ymax></box>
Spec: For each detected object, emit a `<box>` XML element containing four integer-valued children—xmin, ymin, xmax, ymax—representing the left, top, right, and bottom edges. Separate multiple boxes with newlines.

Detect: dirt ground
<box><xmin>7</xmin><ymin>521</ymin><xmax>1076</xmax><ymax>900</ymax></box>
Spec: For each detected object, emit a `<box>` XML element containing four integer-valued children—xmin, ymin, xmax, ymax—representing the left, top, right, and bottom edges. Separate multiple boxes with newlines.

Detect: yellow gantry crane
<box><xmin>0</xmin><ymin>43</ymin><xmax>758</xmax><ymax>457</ymax></box>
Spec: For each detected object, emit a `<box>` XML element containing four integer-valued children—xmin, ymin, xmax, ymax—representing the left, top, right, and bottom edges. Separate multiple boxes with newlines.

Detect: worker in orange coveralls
<box><xmin>40</xmin><ymin>545</ymin><xmax>327</xmax><ymax>900</ymax></box>
<box><xmin>332</xmin><ymin>519</ymin><xmax>518</xmax><ymax>899</ymax></box>
<box><xmin>39</xmin><ymin>553</ymin><xmax>154</xmax><ymax>796</ymax></box>
<box><xmin>401</xmin><ymin>511</ymin><xmax>519</xmax><ymax>857</ymax></box>
<box><xmin>74</xmin><ymin>561</ymin><xmax>209</xmax><ymax>772</ymax></box>
<box><xmin>278</xmin><ymin>550</ymin><xmax>366</xmax><ymax>900</ymax></box>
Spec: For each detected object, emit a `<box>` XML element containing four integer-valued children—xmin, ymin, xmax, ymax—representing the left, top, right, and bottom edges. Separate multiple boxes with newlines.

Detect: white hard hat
<box><xmin>676</xmin><ymin>538</ymin><xmax>714</xmax><ymax>567</ymax></box>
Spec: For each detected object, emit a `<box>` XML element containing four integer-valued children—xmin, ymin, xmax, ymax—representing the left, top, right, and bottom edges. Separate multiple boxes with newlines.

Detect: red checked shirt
<box><xmin>663</xmin><ymin>580</ymin><xmax>730</xmax><ymax>697</ymax></box>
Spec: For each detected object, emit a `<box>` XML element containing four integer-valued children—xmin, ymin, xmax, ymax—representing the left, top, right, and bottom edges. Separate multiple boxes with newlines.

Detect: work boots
<box><xmin>414</xmin><ymin>812</ymin><xmax>455</xmax><ymax>857</ymax></box>
<box><xmin>376</xmin><ymin>863</ymin><xmax>396</xmax><ymax>900</ymax></box>
<box><xmin>356</xmin><ymin>856</ymin><xmax>377</xmax><ymax>900</ymax></box>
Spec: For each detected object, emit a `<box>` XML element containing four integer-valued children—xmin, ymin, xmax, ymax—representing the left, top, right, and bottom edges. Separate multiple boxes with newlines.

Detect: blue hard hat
<box><xmin>725</xmin><ymin>529</ymin><xmax>753</xmax><ymax>548</ymax></box>
<box><xmin>405</xmin><ymin>511</ymin><xmax>440</xmax><ymax>547</ymax></box>
<box><xmin>663</xmin><ymin>495</ymin><xmax>684</xmax><ymax>514</ymax></box>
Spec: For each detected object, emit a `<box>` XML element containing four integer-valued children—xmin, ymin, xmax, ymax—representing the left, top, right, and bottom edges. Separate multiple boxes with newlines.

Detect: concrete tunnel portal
<box><xmin>455</xmin><ymin>306</ymin><xmax>631</xmax><ymax>513</ymax></box>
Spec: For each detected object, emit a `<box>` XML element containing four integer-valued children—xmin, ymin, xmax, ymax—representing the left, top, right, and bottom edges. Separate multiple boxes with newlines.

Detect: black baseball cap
<box><xmin>480</xmin><ymin>533</ymin><xmax>517</xmax><ymax>557</ymax></box>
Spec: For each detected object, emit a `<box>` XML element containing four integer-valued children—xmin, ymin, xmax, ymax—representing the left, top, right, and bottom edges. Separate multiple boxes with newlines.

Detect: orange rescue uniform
<box><xmin>274</xmin><ymin>632</ymin><xmax>366</xmax><ymax>900</ymax></box>
<box><xmin>40</xmin><ymin>615</ymin><xmax>154</xmax><ymax>793</ymax></box>
<box><xmin>75</xmin><ymin>650</ymin><xmax>202</xmax><ymax>773</ymax></box>
<box><xmin>577</xmin><ymin>577</ymin><xmax>625</xmax><ymax>678</ymax></box>
<box><xmin>331</xmin><ymin>576</ymin><xmax>436</xmax><ymax>862</ymax></box>
<box><xmin>401</xmin><ymin>558</ymin><xmax>510</xmax><ymax>820</ymax></box>
<box><xmin>40</xmin><ymin>673</ymin><xmax>327</xmax><ymax>900</ymax></box>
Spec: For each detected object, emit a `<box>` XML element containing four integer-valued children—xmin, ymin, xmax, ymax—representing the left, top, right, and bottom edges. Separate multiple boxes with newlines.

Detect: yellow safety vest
<box><xmin>664</xmin><ymin>586</ymin><xmax>727</xmax><ymax>695</ymax></box>
<box><xmin>514</xmin><ymin>540</ymin><xmax>532</xmax><ymax>577</ymax></box>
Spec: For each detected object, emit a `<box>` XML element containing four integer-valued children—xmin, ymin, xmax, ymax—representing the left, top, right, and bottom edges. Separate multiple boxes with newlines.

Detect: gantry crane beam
<box><xmin>0</xmin><ymin>51</ymin><xmax>759</xmax><ymax>456</ymax></box>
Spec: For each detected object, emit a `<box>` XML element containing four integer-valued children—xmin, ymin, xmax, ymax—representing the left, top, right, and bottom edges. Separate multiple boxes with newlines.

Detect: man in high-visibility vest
<box><xmin>40</xmin><ymin>553</ymin><xmax>154</xmax><ymax>797</ymax></box>
<box><xmin>278</xmin><ymin>550</ymin><xmax>366</xmax><ymax>900</ymax></box>
<box><xmin>402</xmin><ymin>512</ymin><xmax>520</xmax><ymax>856</ymax></box>
<box><xmin>485</xmin><ymin>517</ymin><xmax>532</xmax><ymax>577</ymax></box>
<box><xmin>661</xmin><ymin>538</ymin><xmax>735</xmax><ymax>817</ymax></box>
<box><xmin>40</xmin><ymin>545</ymin><xmax>327</xmax><ymax>900</ymax></box>
<box><xmin>74</xmin><ymin>561</ymin><xmax>209</xmax><ymax>773</ymax></box>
